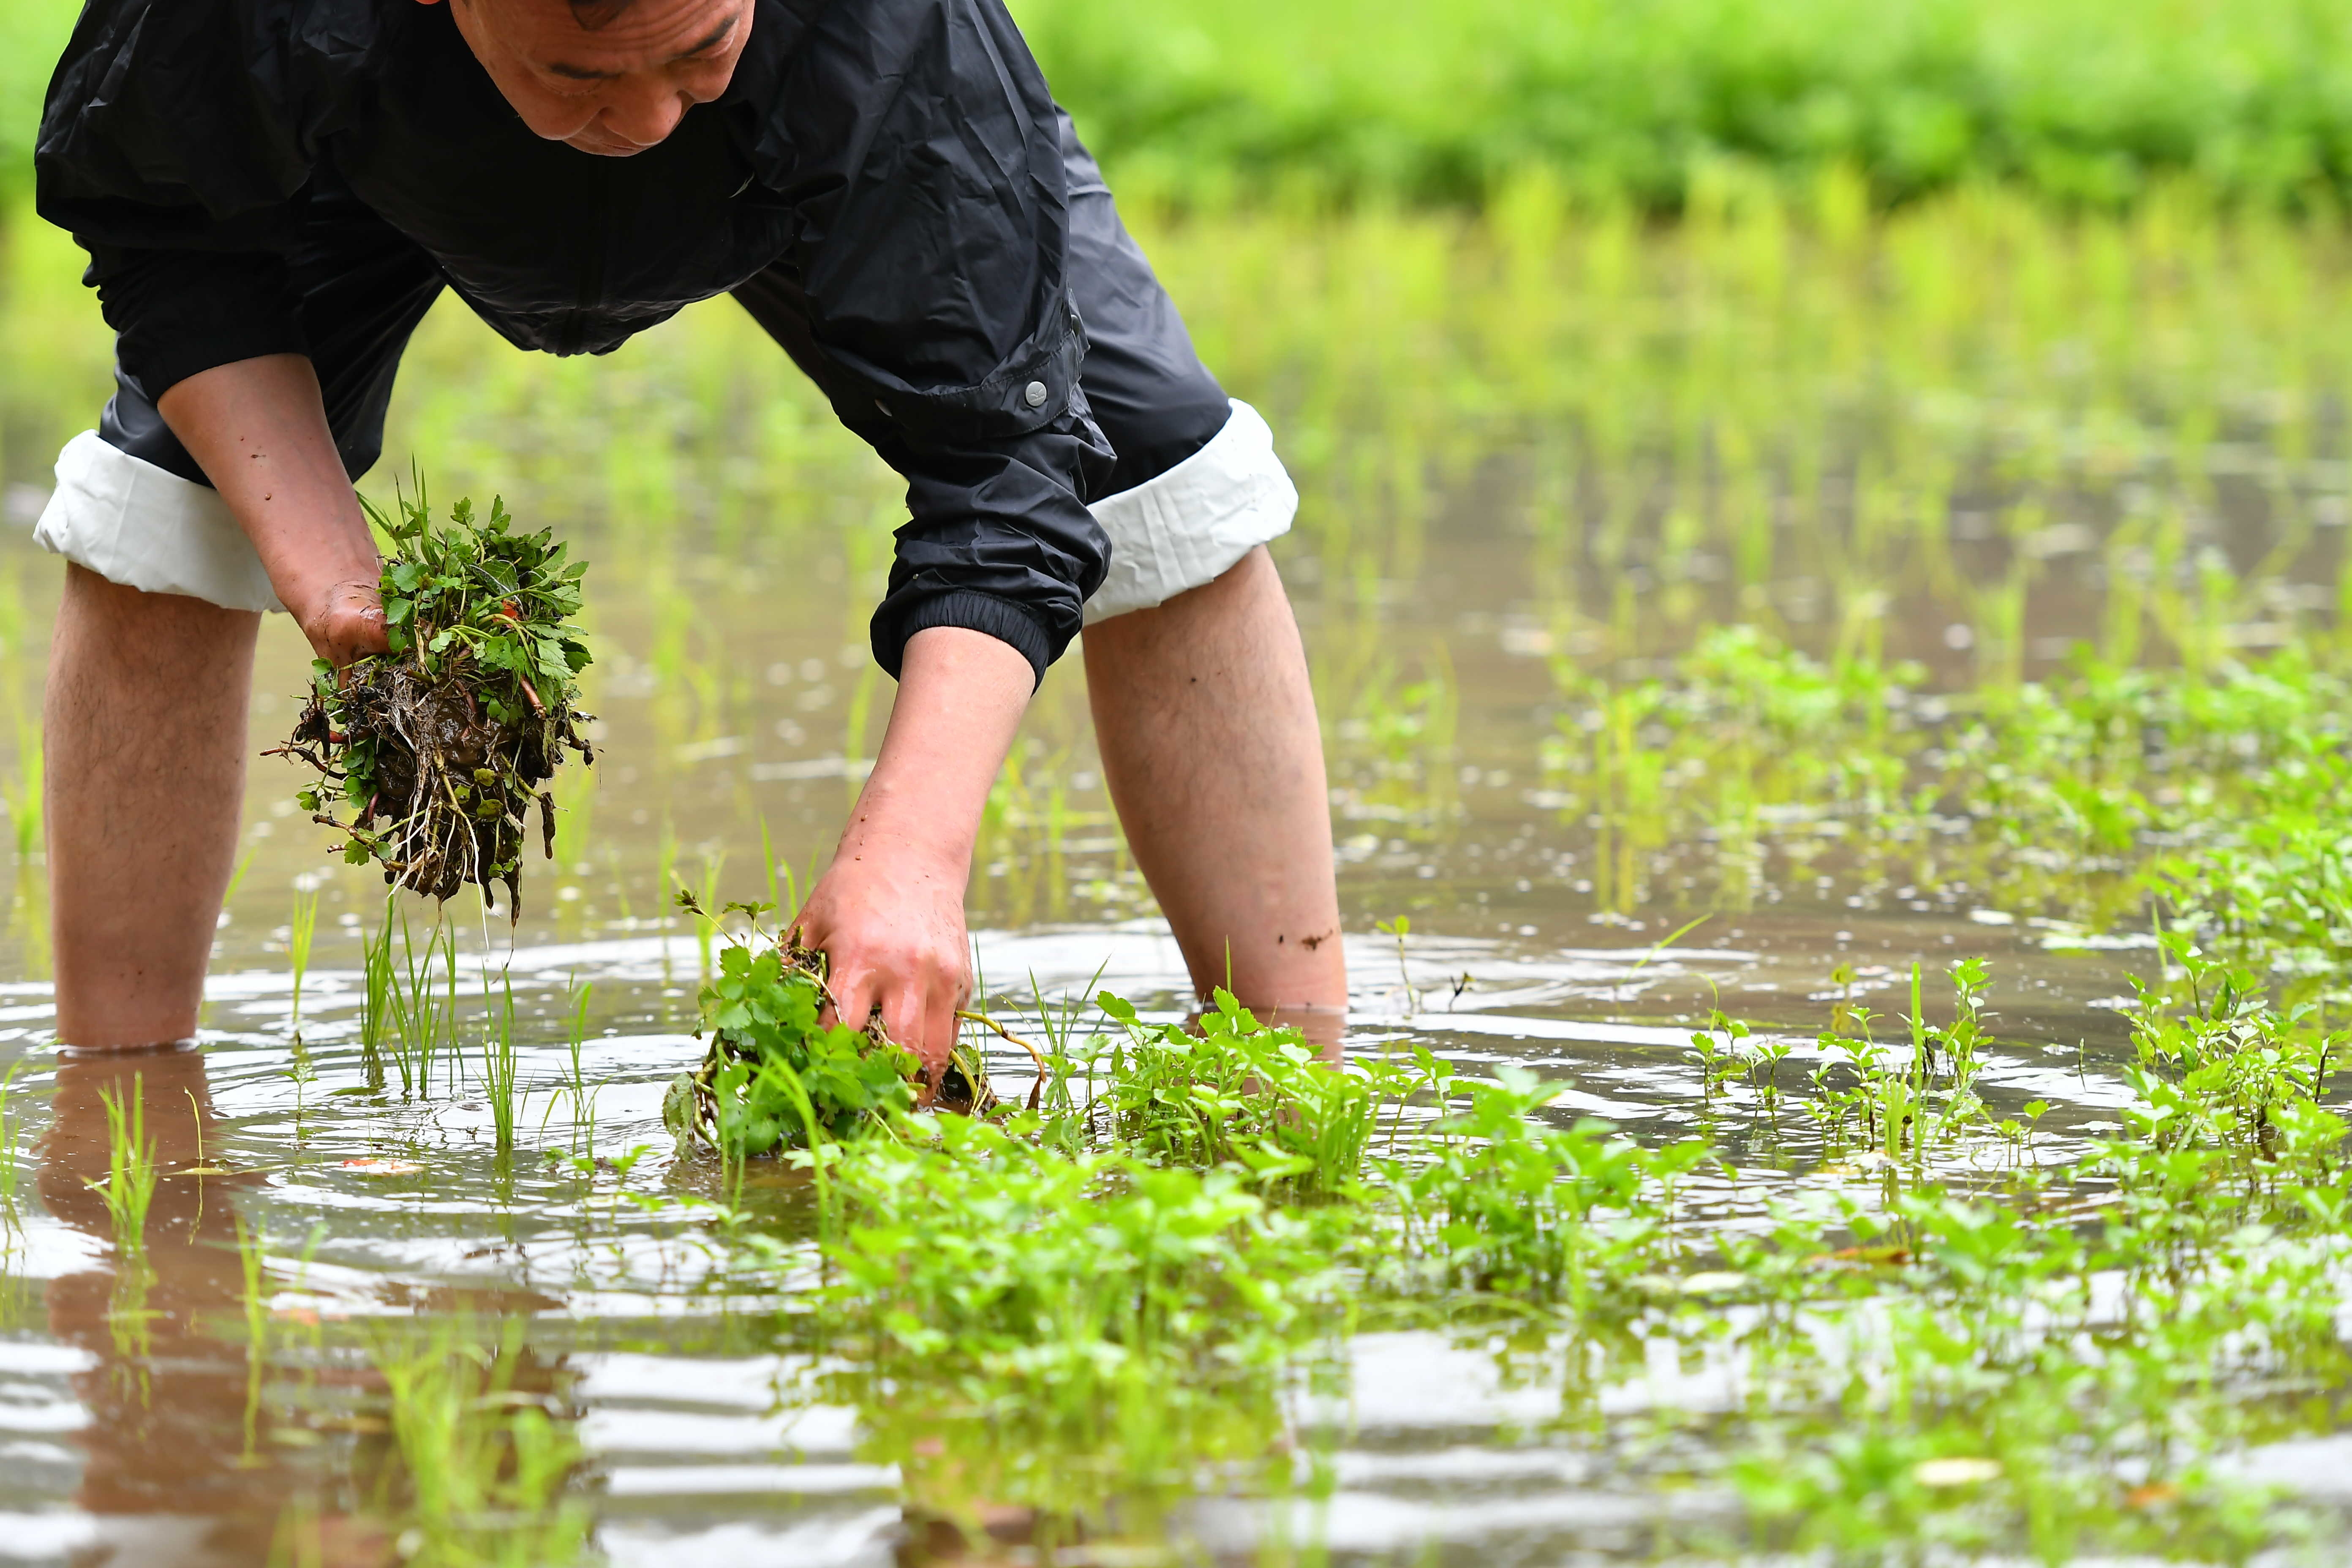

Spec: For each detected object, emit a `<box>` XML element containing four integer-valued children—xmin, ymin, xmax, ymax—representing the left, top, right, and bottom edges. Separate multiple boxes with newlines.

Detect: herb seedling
<box><xmin>661</xmin><ymin>900</ymin><xmax>923</xmax><ymax>1167</ymax></box>
<box><xmin>92</xmin><ymin>1078</ymin><xmax>160</xmax><ymax>1257</ymax></box>
<box><xmin>481</xmin><ymin>972</ymin><xmax>521</xmax><ymax>1156</ymax></box>
<box><xmin>562</xmin><ymin>979</ymin><xmax>595</xmax><ymax>1152</ymax></box>
<box><xmin>278</xmin><ymin>490</ymin><xmax>594</xmax><ymax>909</ymax></box>
<box><xmin>286</xmin><ymin>887</ymin><xmax>317</xmax><ymax>1040</ymax></box>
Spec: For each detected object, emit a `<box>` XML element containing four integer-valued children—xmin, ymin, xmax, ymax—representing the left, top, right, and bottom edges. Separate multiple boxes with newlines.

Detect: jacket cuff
<box><xmin>873</xmin><ymin>590</ymin><xmax>1053</xmax><ymax>686</ymax></box>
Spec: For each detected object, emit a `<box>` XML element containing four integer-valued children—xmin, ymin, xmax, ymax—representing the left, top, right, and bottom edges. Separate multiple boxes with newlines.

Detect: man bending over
<box><xmin>33</xmin><ymin>0</ymin><xmax>1346</xmax><ymax>1063</ymax></box>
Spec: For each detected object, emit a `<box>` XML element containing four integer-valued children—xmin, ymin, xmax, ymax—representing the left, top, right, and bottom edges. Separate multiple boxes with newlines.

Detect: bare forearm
<box><xmin>156</xmin><ymin>354</ymin><xmax>386</xmax><ymax>662</ymax></box>
<box><xmin>796</xmin><ymin>624</ymin><xmax>1033</xmax><ymax>1067</ymax></box>
<box><xmin>841</xmin><ymin>626</ymin><xmax>1032</xmax><ymax>874</ymax></box>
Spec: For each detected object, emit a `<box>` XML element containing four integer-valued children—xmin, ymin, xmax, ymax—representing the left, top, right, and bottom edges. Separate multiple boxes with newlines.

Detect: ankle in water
<box><xmin>54</xmin><ymin>1037</ymin><xmax>200</xmax><ymax>1060</ymax></box>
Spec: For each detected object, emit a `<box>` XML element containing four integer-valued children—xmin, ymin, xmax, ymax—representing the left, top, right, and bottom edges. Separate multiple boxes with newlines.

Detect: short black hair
<box><xmin>469</xmin><ymin>0</ymin><xmax>640</xmax><ymax>26</ymax></box>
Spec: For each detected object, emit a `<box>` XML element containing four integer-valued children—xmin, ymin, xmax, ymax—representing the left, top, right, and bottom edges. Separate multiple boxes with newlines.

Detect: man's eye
<box><xmin>539</xmin><ymin>69</ymin><xmax>609</xmax><ymax>95</ymax></box>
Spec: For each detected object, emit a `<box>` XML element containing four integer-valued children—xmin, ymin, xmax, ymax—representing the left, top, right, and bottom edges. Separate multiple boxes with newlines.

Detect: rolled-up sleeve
<box><xmin>866</xmin><ymin>397</ymin><xmax>1115</xmax><ymax>680</ymax></box>
<box><xmin>79</xmin><ymin>242</ymin><xmax>309</xmax><ymax>399</ymax></box>
<box><xmin>36</xmin><ymin>0</ymin><xmax>328</xmax><ymax>400</ymax></box>
<box><xmin>764</xmin><ymin>0</ymin><xmax>1116</xmax><ymax>683</ymax></box>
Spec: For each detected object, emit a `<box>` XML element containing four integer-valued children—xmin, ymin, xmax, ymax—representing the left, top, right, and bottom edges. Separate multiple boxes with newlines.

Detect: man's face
<box><xmin>427</xmin><ymin>0</ymin><xmax>752</xmax><ymax>157</ymax></box>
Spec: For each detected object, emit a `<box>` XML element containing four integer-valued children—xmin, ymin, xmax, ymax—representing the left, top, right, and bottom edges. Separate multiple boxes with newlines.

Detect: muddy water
<box><xmin>0</xmin><ymin>247</ymin><xmax>2349</xmax><ymax>1562</ymax></box>
<box><xmin>0</xmin><ymin>535</ymin><xmax>2279</xmax><ymax>1565</ymax></box>
<box><xmin>0</xmin><ymin>925</ymin><xmax>2179</xmax><ymax>1567</ymax></box>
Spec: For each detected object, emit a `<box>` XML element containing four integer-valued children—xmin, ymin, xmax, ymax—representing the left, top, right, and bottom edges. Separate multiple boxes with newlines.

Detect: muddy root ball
<box><xmin>274</xmin><ymin>489</ymin><xmax>596</xmax><ymax>915</ymax></box>
<box><xmin>288</xmin><ymin>657</ymin><xmax>593</xmax><ymax>907</ymax></box>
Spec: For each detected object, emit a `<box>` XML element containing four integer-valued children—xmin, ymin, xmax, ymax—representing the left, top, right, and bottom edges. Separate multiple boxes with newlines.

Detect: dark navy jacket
<box><xmin>36</xmin><ymin>0</ymin><xmax>1115</xmax><ymax>678</ymax></box>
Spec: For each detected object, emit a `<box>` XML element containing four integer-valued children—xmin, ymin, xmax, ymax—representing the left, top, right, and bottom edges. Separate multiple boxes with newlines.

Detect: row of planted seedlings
<box><xmin>28</xmin><ymin>797</ymin><xmax>2352</xmax><ymax>1561</ymax></box>
<box><xmin>97</xmin><ymin>591</ymin><xmax>2352</xmax><ymax>1565</ymax></box>
<box><xmin>618</xmin><ymin>868</ymin><xmax>2349</xmax><ymax>1563</ymax></box>
<box><xmin>1542</xmin><ymin>618</ymin><xmax>2352</xmax><ymax>932</ymax></box>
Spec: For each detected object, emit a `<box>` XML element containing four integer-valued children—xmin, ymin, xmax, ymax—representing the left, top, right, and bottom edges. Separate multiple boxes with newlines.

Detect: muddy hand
<box><xmin>792</xmin><ymin>848</ymin><xmax>973</xmax><ymax>1084</ymax></box>
<box><xmin>299</xmin><ymin>577</ymin><xmax>391</xmax><ymax>668</ymax></box>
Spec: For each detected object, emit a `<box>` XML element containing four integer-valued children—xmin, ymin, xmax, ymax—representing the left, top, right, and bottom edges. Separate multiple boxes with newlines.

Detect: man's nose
<box><xmin>600</xmin><ymin>78</ymin><xmax>689</xmax><ymax>148</ymax></box>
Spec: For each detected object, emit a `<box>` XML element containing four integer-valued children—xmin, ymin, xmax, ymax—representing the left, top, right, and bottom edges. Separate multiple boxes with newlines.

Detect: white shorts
<box><xmin>29</xmin><ymin>398</ymin><xmax>1296</xmax><ymax>624</ymax></box>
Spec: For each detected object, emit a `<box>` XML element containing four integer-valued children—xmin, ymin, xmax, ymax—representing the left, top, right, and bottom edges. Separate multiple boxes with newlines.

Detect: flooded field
<box><xmin>1</xmin><ymin>188</ymin><xmax>2350</xmax><ymax>1564</ymax></box>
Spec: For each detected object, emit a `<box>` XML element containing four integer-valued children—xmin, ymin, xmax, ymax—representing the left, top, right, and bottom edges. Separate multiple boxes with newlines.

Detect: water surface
<box><xmin>2</xmin><ymin>201</ymin><xmax>2350</xmax><ymax>1562</ymax></box>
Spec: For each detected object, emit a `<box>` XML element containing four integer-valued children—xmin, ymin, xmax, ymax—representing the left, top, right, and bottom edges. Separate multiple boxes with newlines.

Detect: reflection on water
<box><xmin>35</xmin><ymin>1049</ymin><xmax>291</xmax><ymax>1566</ymax></box>
<box><xmin>3</xmin><ymin>917</ymin><xmax>2327</xmax><ymax>1564</ymax></box>
<box><xmin>14</xmin><ymin>1049</ymin><xmax>599</xmax><ymax>1568</ymax></box>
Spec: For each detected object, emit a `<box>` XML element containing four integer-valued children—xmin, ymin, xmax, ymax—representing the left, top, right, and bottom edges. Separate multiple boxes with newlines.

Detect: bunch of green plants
<box><xmin>1089</xmin><ymin>989</ymin><xmax>1386</xmax><ymax>1198</ymax></box>
<box><xmin>776</xmin><ymin>939</ymin><xmax>2350</xmax><ymax>1558</ymax></box>
<box><xmin>785</xmin><ymin>1106</ymin><xmax>1352</xmax><ymax>1529</ymax></box>
<box><xmin>2114</xmin><ymin>935</ymin><xmax>2350</xmax><ymax>1180</ymax></box>
<box><xmin>1544</xmin><ymin>625</ymin><xmax>2352</xmax><ymax>943</ymax></box>
<box><xmin>1375</xmin><ymin>1065</ymin><xmax>1709</xmax><ymax>1304</ymax></box>
<box><xmin>280</xmin><ymin>490</ymin><xmax>593</xmax><ymax>907</ymax></box>
<box><xmin>361</xmin><ymin>904</ymin><xmax>461</xmax><ymax>1099</ymax></box>
<box><xmin>6</xmin><ymin>0</ymin><xmax>2352</xmax><ymax>215</ymax></box>
<box><xmin>93</xmin><ymin>1078</ymin><xmax>158</xmax><ymax>1259</ymax></box>
<box><xmin>816</xmin><ymin>1110</ymin><xmax>1345</xmax><ymax>1383</ymax></box>
<box><xmin>662</xmin><ymin>909</ymin><xmax>918</xmax><ymax>1162</ymax></box>
<box><xmin>1792</xmin><ymin>959</ymin><xmax>1999</xmax><ymax>1158</ymax></box>
<box><xmin>1484</xmin><ymin>940</ymin><xmax>2349</xmax><ymax>1559</ymax></box>
<box><xmin>1721</xmin><ymin>1190</ymin><xmax>2347</xmax><ymax>1563</ymax></box>
<box><xmin>1710</xmin><ymin>1031</ymin><xmax>2350</xmax><ymax>1560</ymax></box>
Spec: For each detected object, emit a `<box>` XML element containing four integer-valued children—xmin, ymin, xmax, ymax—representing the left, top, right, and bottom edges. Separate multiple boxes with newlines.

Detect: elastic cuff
<box><xmin>875</xmin><ymin>590</ymin><xmax>1053</xmax><ymax>685</ymax></box>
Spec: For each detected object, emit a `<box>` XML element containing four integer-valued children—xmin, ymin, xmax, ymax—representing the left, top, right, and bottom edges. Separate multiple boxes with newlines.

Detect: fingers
<box><xmin>329</xmin><ymin>606</ymin><xmax>391</xmax><ymax>666</ymax></box>
<box><xmin>927</xmin><ymin>968</ymin><xmax>969</xmax><ymax>1073</ymax></box>
<box><xmin>826</xmin><ymin>959</ymin><xmax>959</xmax><ymax>1082</ymax></box>
<box><xmin>789</xmin><ymin>858</ymin><xmax>974</xmax><ymax>1092</ymax></box>
<box><xmin>882</xmin><ymin>981</ymin><xmax>935</xmax><ymax>1075</ymax></box>
<box><xmin>307</xmin><ymin>580</ymin><xmax>391</xmax><ymax>667</ymax></box>
<box><xmin>821</xmin><ymin>953</ymin><xmax>872</xmax><ymax>1040</ymax></box>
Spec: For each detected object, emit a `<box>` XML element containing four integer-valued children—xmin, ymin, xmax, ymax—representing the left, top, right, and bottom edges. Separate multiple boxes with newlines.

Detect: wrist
<box><xmin>818</xmin><ymin>624</ymin><xmax>1027</xmax><ymax>897</ymax></box>
<box><xmin>267</xmin><ymin>524</ymin><xmax>378</xmax><ymax>598</ymax></box>
<box><xmin>833</xmin><ymin>791</ymin><xmax>976</xmax><ymax>883</ymax></box>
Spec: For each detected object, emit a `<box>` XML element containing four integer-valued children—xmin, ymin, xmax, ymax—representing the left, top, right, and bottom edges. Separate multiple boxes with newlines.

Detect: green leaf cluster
<box><xmin>667</xmin><ymin>945</ymin><xmax>916</xmax><ymax>1160</ymax></box>
<box><xmin>1020</xmin><ymin>0</ymin><xmax>2352</xmax><ymax>214</ymax></box>
<box><xmin>285</xmin><ymin>487</ymin><xmax>596</xmax><ymax>898</ymax></box>
<box><xmin>823</xmin><ymin>1113</ymin><xmax>1339</xmax><ymax>1372</ymax></box>
<box><xmin>1090</xmin><ymin>989</ymin><xmax>1380</xmax><ymax>1198</ymax></box>
<box><xmin>366</xmin><ymin>491</ymin><xmax>591</xmax><ymax>727</ymax></box>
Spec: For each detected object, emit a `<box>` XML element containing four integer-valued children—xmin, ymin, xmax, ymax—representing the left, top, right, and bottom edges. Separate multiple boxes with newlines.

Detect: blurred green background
<box><xmin>5</xmin><ymin>0</ymin><xmax>2351</xmax><ymax>212</ymax></box>
<box><xmin>0</xmin><ymin>0</ymin><xmax>2348</xmax><ymax>956</ymax></box>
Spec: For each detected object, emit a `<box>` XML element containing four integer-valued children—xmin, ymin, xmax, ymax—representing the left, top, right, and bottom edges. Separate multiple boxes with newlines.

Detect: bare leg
<box><xmin>46</xmin><ymin>565</ymin><xmax>259</xmax><ymax>1047</ymax></box>
<box><xmin>1082</xmin><ymin>546</ymin><xmax>1346</xmax><ymax>1034</ymax></box>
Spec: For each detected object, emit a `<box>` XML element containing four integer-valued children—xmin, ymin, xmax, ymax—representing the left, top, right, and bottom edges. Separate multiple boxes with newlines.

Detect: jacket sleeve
<box><xmin>35</xmin><ymin>0</ymin><xmax>339</xmax><ymax>398</ymax></box>
<box><xmin>758</xmin><ymin>0</ymin><xmax>1115</xmax><ymax>684</ymax></box>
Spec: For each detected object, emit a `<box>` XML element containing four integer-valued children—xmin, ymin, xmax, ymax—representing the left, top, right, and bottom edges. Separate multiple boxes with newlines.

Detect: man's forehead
<box><xmin>483</xmin><ymin>0</ymin><xmax>746</xmax><ymax>74</ymax></box>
